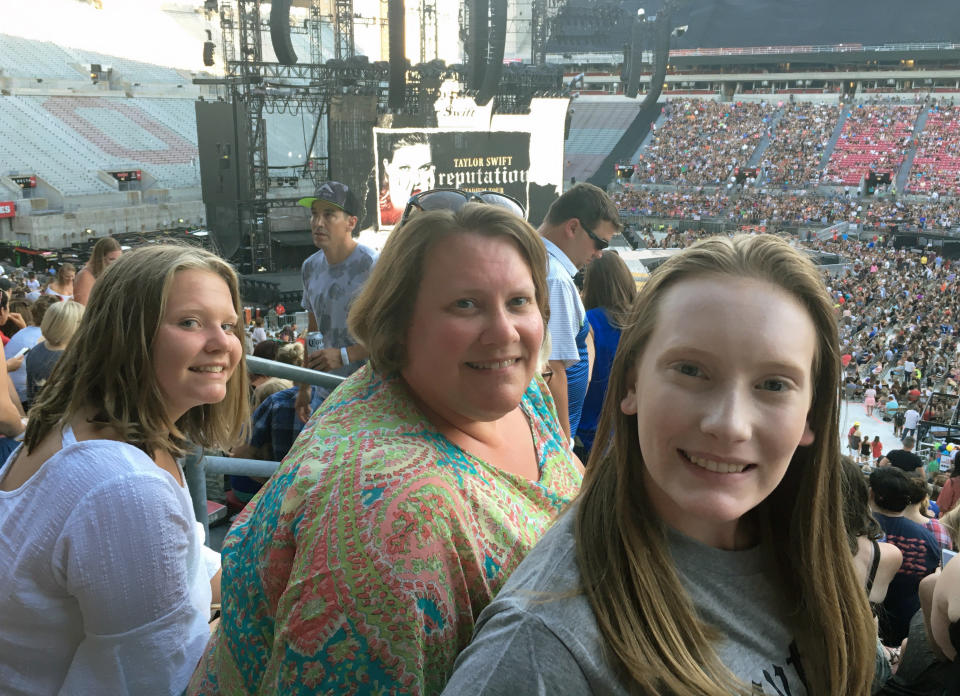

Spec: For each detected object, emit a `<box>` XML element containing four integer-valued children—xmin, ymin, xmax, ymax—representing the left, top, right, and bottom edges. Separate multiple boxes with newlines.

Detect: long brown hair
<box><xmin>840</xmin><ymin>455</ymin><xmax>883</xmax><ymax>555</ymax></box>
<box><xmin>55</xmin><ymin>263</ymin><xmax>75</xmax><ymax>286</ymax></box>
<box><xmin>88</xmin><ymin>236</ymin><xmax>122</xmax><ymax>278</ymax></box>
<box><xmin>25</xmin><ymin>245</ymin><xmax>250</xmax><ymax>458</ymax></box>
<box><xmin>582</xmin><ymin>250</ymin><xmax>637</xmax><ymax>328</ymax></box>
<box><xmin>575</xmin><ymin>234</ymin><xmax>875</xmax><ymax>694</ymax></box>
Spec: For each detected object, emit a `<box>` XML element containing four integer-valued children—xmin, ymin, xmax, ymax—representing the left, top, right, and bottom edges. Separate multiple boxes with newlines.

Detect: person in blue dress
<box><xmin>576</xmin><ymin>251</ymin><xmax>636</xmax><ymax>459</ymax></box>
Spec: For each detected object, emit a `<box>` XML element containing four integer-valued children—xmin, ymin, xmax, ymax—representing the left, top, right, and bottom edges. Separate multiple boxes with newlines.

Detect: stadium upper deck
<box><xmin>546</xmin><ymin>0</ymin><xmax>959</xmax><ymax>57</ymax></box>
<box><xmin>2</xmin><ymin>0</ymin><xmax>960</xmax><ymax>250</ymax></box>
<box><xmin>0</xmin><ymin>0</ymin><xmax>339</xmax><ymax>250</ymax></box>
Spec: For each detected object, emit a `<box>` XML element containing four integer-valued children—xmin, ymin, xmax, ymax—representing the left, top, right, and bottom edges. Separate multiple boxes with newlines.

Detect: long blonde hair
<box><xmin>39</xmin><ymin>300</ymin><xmax>84</xmax><ymax>347</ymax></box>
<box><xmin>576</xmin><ymin>235</ymin><xmax>875</xmax><ymax>694</ymax></box>
<box><xmin>25</xmin><ymin>245</ymin><xmax>250</xmax><ymax>457</ymax></box>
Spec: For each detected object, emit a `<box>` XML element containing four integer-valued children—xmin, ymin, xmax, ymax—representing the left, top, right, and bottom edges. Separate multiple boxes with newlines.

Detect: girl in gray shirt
<box><xmin>444</xmin><ymin>235</ymin><xmax>878</xmax><ymax>695</ymax></box>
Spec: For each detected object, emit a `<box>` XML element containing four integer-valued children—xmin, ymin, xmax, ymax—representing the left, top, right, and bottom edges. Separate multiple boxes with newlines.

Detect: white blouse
<box><xmin>43</xmin><ymin>286</ymin><xmax>73</xmax><ymax>301</ymax></box>
<box><xmin>0</xmin><ymin>426</ymin><xmax>215</xmax><ymax>695</ymax></box>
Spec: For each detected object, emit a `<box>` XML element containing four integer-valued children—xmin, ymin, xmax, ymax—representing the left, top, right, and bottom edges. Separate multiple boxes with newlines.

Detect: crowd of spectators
<box><xmin>762</xmin><ymin>102</ymin><xmax>840</xmax><ymax>187</ymax></box>
<box><xmin>635</xmin><ymin>225</ymin><xmax>717</xmax><ymax>249</ymax></box>
<box><xmin>613</xmin><ymin>185</ymin><xmax>960</xmax><ymax>233</ymax></box>
<box><xmin>817</xmin><ymin>235</ymin><xmax>960</xmax><ymax>418</ymax></box>
<box><xmin>908</xmin><ymin>103</ymin><xmax>960</xmax><ymax>196</ymax></box>
<box><xmin>637</xmin><ymin>101</ymin><xmax>920</xmax><ymax>191</ymax></box>
<box><xmin>639</xmin><ymin>99</ymin><xmax>774</xmax><ymax>186</ymax></box>
<box><xmin>727</xmin><ymin>190</ymin><xmax>960</xmax><ymax>231</ymax></box>
<box><xmin>610</xmin><ymin>187</ymin><xmax>730</xmax><ymax>218</ymax></box>
<box><xmin>620</xmin><ymin>99</ymin><xmax>960</xmax><ymax>235</ymax></box>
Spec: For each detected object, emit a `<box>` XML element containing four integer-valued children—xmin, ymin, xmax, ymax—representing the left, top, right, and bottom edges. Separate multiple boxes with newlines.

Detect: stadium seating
<box><xmin>822</xmin><ymin>104</ymin><xmax>919</xmax><ymax>187</ymax></box>
<box><xmin>0</xmin><ymin>33</ymin><xmax>188</xmax><ymax>84</ymax></box>
<box><xmin>0</xmin><ymin>96</ymin><xmax>198</xmax><ymax>195</ymax></box>
<box><xmin>0</xmin><ymin>93</ymin><xmax>330</xmax><ymax>197</ymax></box>
<box><xmin>0</xmin><ymin>34</ymin><xmax>84</xmax><ymax>81</ymax></box>
<box><xmin>907</xmin><ymin>105</ymin><xmax>960</xmax><ymax>196</ymax></box>
<box><xmin>762</xmin><ymin>103</ymin><xmax>841</xmax><ymax>187</ymax></box>
<box><xmin>637</xmin><ymin>100</ymin><xmax>774</xmax><ymax>186</ymax></box>
<box><xmin>564</xmin><ymin>100</ymin><xmax>643</xmax><ymax>184</ymax></box>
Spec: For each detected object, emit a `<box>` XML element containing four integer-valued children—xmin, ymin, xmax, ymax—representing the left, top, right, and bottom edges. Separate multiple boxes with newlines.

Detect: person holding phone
<box><xmin>443</xmin><ymin>235</ymin><xmax>877</xmax><ymax>695</ymax></box>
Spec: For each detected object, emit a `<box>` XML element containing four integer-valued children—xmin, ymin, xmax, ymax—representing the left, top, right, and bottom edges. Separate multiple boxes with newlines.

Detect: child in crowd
<box><xmin>850</xmin><ymin>422</ymin><xmax>863</xmax><ymax>458</ymax></box>
<box><xmin>872</xmin><ymin>435</ymin><xmax>884</xmax><ymax>465</ymax></box>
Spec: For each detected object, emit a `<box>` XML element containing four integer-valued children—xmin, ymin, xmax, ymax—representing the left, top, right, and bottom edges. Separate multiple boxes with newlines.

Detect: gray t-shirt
<box><xmin>300</xmin><ymin>243</ymin><xmax>377</xmax><ymax>376</ymax></box>
<box><xmin>443</xmin><ymin>505</ymin><xmax>807</xmax><ymax>695</ymax></box>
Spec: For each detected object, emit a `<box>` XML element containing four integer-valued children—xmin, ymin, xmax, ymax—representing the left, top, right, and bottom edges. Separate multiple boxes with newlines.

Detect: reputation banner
<box><xmin>374</xmin><ymin>129</ymin><xmax>532</xmax><ymax>229</ymax></box>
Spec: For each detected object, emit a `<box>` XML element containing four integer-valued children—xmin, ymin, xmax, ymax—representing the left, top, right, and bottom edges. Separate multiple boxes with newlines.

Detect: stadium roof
<box><xmin>546</xmin><ymin>0</ymin><xmax>959</xmax><ymax>53</ymax></box>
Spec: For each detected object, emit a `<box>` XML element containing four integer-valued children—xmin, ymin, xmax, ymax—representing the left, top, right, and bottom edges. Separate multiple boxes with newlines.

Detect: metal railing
<box><xmin>668</xmin><ymin>42</ymin><xmax>960</xmax><ymax>58</ymax></box>
<box><xmin>182</xmin><ymin>355</ymin><xmax>346</xmax><ymax>543</ymax></box>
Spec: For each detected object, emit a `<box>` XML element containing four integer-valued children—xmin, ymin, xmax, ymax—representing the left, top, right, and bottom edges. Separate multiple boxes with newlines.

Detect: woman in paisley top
<box><xmin>190</xmin><ymin>203</ymin><xmax>583</xmax><ymax>695</ymax></box>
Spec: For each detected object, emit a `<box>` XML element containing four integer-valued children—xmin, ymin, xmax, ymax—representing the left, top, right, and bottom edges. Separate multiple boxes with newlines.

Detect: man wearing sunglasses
<box><xmin>538</xmin><ymin>183</ymin><xmax>622</xmax><ymax>441</ymax></box>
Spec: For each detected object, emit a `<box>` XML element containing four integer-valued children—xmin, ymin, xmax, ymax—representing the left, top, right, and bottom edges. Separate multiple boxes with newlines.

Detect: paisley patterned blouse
<box><xmin>189</xmin><ymin>365</ymin><xmax>582</xmax><ymax>695</ymax></box>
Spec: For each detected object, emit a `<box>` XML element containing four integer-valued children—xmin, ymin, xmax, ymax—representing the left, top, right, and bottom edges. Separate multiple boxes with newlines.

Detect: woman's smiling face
<box><xmin>620</xmin><ymin>276</ymin><xmax>817</xmax><ymax>550</ymax></box>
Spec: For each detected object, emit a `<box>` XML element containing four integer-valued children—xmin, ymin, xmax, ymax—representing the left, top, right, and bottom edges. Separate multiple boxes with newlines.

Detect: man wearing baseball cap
<box><xmin>295</xmin><ymin>181</ymin><xmax>378</xmax><ymax>422</ymax></box>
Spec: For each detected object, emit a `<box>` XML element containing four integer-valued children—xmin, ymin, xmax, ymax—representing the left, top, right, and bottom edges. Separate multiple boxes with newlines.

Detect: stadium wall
<box><xmin>5</xmin><ymin>200</ymin><xmax>205</xmax><ymax>250</ymax></box>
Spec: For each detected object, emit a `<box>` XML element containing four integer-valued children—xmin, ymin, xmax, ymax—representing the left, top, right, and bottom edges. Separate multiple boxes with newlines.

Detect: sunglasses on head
<box><xmin>578</xmin><ymin>218</ymin><xmax>609</xmax><ymax>251</ymax></box>
<box><xmin>401</xmin><ymin>188</ymin><xmax>526</xmax><ymax>225</ymax></box>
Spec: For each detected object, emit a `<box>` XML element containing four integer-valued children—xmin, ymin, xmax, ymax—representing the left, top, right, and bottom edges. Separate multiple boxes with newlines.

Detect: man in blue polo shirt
<box><xmin>537</xmin><ymin>184</ymin><xmax>621</xmax><ymax>440</ymax></box>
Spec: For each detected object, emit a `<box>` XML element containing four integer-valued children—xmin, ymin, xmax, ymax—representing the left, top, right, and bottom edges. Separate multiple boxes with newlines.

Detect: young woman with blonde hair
<box><xmin>445</xmin><ymin>234</ymin><xmax>877</xmax><ymax>695</ymax></box>
<box><xmin>24</xmin><ymin>299</ymin><xmax>84</xmax><ymax>404</ymax></box>
<box><xmin>0</xmin><ymin>245</ymin><xmax>249</xmax><ymax>695</ymax></box>
<box><xmin>44</xmin><ymin>262</ymin><xmax>76</xmax><ymax>301</ymax></box>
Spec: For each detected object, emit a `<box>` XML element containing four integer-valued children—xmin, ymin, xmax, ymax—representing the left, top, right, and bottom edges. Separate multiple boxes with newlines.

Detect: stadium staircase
<box><xmin>747</xmin><ymin>106</ymin><xmax>786</xmax><ymax>169</ymax></box>
<box><xmin>628</xmin><ymin>109</ymin><xmax>668</xmax><ymax>162</ymax></box>
<box><xmin>564</xmin><ymin>101</ymin><xmax>644</xmax><ymax>185</ymax></box>
<box><xmin>820</xmin><ymin>105</ymin><xmax>850</xmax><ymax>170</ymax></box>
<box><xmin>586</xmin><ymin>100</ymin><xmax>664</xmax><ymax>188</ymax></box>
<box><xmin>896</xmin><ymin>107</ymin><xmax>930</xmax><ymax>192</ymax></box>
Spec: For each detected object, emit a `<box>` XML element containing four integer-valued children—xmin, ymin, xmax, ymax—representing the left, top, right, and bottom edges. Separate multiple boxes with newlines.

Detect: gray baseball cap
<box><xmin>297</xmin><ymin>181</ymin><xmax>359</xmax><ymax>217</ymax></box>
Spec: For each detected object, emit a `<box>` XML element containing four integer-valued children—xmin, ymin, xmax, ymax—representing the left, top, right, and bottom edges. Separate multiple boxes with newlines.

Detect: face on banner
<box><xmin>380</xmin><ymin>140</ymin><xmax>436</xmax><ymax>225</ymax></box>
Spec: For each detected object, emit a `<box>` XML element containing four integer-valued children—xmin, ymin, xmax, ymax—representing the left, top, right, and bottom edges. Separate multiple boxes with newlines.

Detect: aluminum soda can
<box><xmin>306</xmin><ymin>331</ymin><xmax>324</xmax><ymax>353</ymax></box>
